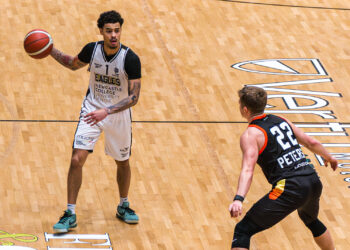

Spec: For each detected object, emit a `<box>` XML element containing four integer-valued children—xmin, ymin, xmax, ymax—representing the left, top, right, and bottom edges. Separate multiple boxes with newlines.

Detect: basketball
<box><xmin>24</xmin><ymin>29</ymin><xmax>53</xmax><ymax>59</ymax></box>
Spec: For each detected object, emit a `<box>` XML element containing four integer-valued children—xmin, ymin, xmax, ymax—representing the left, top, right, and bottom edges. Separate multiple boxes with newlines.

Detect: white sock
<box><xmin>119</xmin><ymin>197</ymin><xmax>128</xmax><ymax>206</ymax></box>
<box><xmin>67</xmin><ymin>204</ymin><xmax>76</xmax><ymax>214</ymax></box>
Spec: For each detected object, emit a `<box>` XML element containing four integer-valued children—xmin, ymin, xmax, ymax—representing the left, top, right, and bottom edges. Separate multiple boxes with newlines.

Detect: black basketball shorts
<box><xmin>245</xmin><ymin>172</ymin><xmax>323</xmax><ymax>229</ymax></box>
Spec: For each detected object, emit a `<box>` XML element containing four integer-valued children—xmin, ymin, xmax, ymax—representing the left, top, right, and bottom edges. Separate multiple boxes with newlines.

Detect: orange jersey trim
<box><xmin>248</xmin><ymin>124</ymin><xmax>268</xmax><ymax>155</ymax></box>
<box><xmin>250</xmin><ymin>113</ymin><xmax>267</xmax><ymax>122</ymax></box>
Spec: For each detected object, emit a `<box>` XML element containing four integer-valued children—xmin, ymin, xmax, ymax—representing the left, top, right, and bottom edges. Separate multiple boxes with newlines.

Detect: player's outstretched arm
<box><xmin>285</xmin><ymin>118</ymin><xmax>338</xmax><ymax>171</ymax></box>
<box><xmin>236</xmin><ymin>129</ymin><xmax>259</xmax><ymax>197</ymax></box>
<box><xmin>229</xmin><ymin>128</ymin><xmax>259</xmax><ymax>218</ymax></box>
<box><xmin>50</xmin><ymin>47</ymin><xmax>87</xmax><ymax>71</ymax></box>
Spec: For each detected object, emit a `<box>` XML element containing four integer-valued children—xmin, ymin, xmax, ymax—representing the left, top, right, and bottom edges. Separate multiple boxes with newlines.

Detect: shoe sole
<box><xmin>116</xmin><ymin>213</ymin><xmax>139</xmax><ymax>224</ymax></box>
<box><xmin>53</xmin><ymin>223</ymin><xmax>77</xmax><ymax>233</ymax></box>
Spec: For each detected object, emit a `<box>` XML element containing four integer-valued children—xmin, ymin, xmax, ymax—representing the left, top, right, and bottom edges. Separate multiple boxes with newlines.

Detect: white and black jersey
<box><xmin>78</xmin><ymin>41</ymin><xmax>141</xmax><ymax>111</ymax></box>
<box><xmin>72</xmin><ymin>41</ymin><xmax>140</xmax><ymax>161</ymax></box>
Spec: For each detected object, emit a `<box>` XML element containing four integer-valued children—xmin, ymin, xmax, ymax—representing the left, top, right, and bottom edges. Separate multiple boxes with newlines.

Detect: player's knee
<box><xmin>306</xmin><ymin>219</ymin><xmax>327</xmax><ymax>237</ymax></box>
<box><xmin>232</xmin><ymin>216</ymin><xmax>264</xmax><ymax>249</ymax></box>
<box><xmin>116</xmin><ymin>159</ymin><xmax>129</xmax><ymax>168</ymax></box>
<box><xmin>70</xmin><ymin>155</ymin><xmax>84</xmax><ymax>169</ymax></box>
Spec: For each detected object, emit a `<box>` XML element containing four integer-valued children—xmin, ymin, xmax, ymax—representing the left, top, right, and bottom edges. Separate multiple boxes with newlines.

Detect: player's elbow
<box><xmin>242</xmin><ymin>165</ymin><xmax>255</xmax><ymax>178</ymax></box>
<box><xmin>131</xmin><ymin>95</ymin><xmax>139</xmax><ymax>105</ymax></box>
<box><xmin>70</xmin><ymin>66</ymin><xmax>79</xmax><ymax>71</ymax></box>
<box><xmin>245</xmin><ymin>168</ymin><xmax>254</xmax><ymax>178</ymax></box>
<box><xmin>303</xmin><ymin>137</ymin><xmax>321</xmax><ymax>149</ymax></box>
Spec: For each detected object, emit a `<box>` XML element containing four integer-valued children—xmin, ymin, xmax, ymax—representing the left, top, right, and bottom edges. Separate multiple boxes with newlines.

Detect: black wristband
<box><xmin>233</xmin><ymin>195</ymin><xmax>245</xmax><ymax>202</ymax></box>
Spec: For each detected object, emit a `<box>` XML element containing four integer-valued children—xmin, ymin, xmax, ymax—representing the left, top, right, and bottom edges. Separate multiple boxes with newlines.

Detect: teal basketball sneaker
<box><xmin>53</xmin><ymin>210</ymin><xmax>77</xmax><ymax>233</ymax></box>
<box><xmin>116</xmin><ymin>202</ymin><xmax>139</xmax><ymax>224</ymax></box>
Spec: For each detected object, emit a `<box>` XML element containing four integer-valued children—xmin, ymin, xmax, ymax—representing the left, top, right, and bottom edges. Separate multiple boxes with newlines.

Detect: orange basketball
<box><xmin>24</xmin><ymin>29</ymin><xmax>53</xmax><ymax>59</ymax></box>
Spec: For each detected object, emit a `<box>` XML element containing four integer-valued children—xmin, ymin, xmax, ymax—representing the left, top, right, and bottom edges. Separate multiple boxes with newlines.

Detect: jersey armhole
<box><xmin>123</xmin><ymin>47</ymin><xmax>130</xmax><ymax>79</ymax></box>
<box><xmin>87</xmin><ymin>42</ymin><xmax>99</xmax><ymax>72</ymax></box>
<box><xmin>249</xmin><ymin>124</ymin><xmax>268</xmax><ymax>155</ymax></box>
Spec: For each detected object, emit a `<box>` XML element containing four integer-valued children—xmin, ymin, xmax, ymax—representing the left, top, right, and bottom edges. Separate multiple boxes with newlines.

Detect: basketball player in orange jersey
<box><xmin>229</xmin><ymin>86</ymin><xmax>337</xmax><ymax>250</ymax></box>
<box><xmin>49</xmin><ymin>10</ymin><xmax>141</xmax><ymax>232</ymax></box>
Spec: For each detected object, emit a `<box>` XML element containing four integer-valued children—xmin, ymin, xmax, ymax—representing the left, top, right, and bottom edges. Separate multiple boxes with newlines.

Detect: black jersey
<box><xmin>249</xmin><ymin>114</ymin><xmax>315</xmax><ymax>184</ymax></box>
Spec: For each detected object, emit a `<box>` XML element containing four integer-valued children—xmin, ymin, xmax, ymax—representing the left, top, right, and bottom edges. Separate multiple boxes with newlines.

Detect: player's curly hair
<box><xmin>238</xmin><ymin>86</ymin><xmax>267</xmax><ymax>114</ymax></box>
<box><xmin>97</xmin><ymin>10</ymin><xmax>124</xmax><ymax>28</ymax></box>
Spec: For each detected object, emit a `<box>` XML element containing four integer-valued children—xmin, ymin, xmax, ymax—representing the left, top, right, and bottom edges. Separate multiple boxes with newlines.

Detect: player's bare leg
<box><xmin>53</xmin><ymin>149</ymin><xmax>89</xmax><ymax>233</ymax></box>
<box><xmin>314</xmin><ymin>229</ymin><xmax>335</xmax><ymax>250</ymax></box>
<box><xmin>67</xmin><ymin>149</ymin><xmax>90</xmax><ymax>204</ymax></box>
<box><xmin>116</xmin><ymin>159</ymin><xmax>131</xmax><ymax>198</ymax></box>
<box><xmin>115</xmin><ymin>159</ymin><xmax>138</xmax><ymax>223</ymax></box>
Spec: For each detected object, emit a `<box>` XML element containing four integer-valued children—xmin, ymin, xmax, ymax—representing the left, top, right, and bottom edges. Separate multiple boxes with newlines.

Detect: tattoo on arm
<box><xmin>71</xmin><ymin>60</ymin><xmax>87</xmax><ymax>70</ymax></box>
<box><xmin>50</xmin><ymin>47</ymin><xmax>86</xmax><ymax>71</ymax></box>
<box><xmin>129</xmin><ymin>80</ymin><xmax>141</xmax><ymax>103</ymax></box>
<box><xmin>50</xmin><ymin>47</ymin><xmax>73</xmax><ymax>68</ymax></box>
<box><xmin>107</xmin><ymin>79</ymin><xmax>141</xmax><ymax>114</ymax></box>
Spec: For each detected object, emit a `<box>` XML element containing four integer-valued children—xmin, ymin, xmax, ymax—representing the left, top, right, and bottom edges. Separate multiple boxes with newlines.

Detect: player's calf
<box><xmin>232</xmin><ymin>216</ymin><xmax>264</xmax><ymax>249</ymax></box>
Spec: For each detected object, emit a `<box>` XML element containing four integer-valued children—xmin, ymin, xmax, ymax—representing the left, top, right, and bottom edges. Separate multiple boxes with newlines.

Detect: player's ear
<box><xmin>243</xmin><ymin>106</ymin><xmax>249</xmax><ymax>116</ymax></box>
<box><xmin>99</xmin><ymin>28</ymin><xmax>103</xmax><ymax>35</ymax></box>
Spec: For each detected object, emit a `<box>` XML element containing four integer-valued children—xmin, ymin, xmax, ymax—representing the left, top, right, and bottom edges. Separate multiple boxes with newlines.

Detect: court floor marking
<box><xmin>217</xmin><ymin>0</ymin><xmax>350</xmax><ymax>11</ymax></box>
<box><xmin>3</xmin><ymin>120</ymin><xmax>350</xmax><ymax>124</ymax></box>
<box><xmin>141</xmin><ymin>0</ymin><xmax>237</xmax><ymax>201</ymax></box>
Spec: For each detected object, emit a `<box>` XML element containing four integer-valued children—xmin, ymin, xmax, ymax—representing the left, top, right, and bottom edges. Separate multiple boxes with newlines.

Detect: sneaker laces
<box><xmin>124</xmin><ymin>206</ymin><xmax>136</xmax><ymax>215</ymax></box>
<box><xmin>58</xmin><ymin>211</ymin><xmax>71</xmax><ymax>223</ymax></box>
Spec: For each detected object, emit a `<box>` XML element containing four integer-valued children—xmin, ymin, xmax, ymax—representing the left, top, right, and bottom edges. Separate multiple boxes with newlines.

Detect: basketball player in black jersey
<box><xmin>229</xmin><ymin>86</ymin><xmax>337</xmax><ymax>250</ymax></box>
<box><xmin>49</xmin><ymin>11</ymin><xmax>141</xmax><ymax>232</ymax></box>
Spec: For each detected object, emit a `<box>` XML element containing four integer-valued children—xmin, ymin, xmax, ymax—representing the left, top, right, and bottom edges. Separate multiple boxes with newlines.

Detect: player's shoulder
<box><xmin>80</xmin><ymin>42</ymin><xmax>99</xmax><ymax>55</ymax></box>
<box><xmin>78</xmin><ymin>42</ymin><xmax>100</xmax><ymax>63</ymax></box>
<box><xmin>245</xmin><ymin>125</ymin><xmax>265</xmax><ymax>139</ymax></box>
<box><xmin>84</xmin><ymin>41</ymin><xmax>99</xmax><ymax>49</ymax></box>
<box><xmin>240</xmin><ymin>128</ymin><xmax>259</xmax><ymax>150</ymax></box>
<box><xmin>121</xmin><ymin>44</ymin><xmax>139</xmax><ymax>58</ymax></box>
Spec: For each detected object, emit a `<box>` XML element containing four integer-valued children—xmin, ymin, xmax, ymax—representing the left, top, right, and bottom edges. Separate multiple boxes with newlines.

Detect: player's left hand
<box><xmin>229</xmin><ymin>200</ymin><xmax>243</xmax><ymax>218</ymax></box>
<box><xmin>84</xmin><ymin>108</ymin><xmax>108</xmax><ymax>126</ymax></box>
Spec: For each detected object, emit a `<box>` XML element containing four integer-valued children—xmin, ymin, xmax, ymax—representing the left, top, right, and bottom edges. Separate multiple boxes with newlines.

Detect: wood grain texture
<box><xmin>0</xmin><ymin>0</ymin><xmax>349</xmax><ymax>249</ymax></box>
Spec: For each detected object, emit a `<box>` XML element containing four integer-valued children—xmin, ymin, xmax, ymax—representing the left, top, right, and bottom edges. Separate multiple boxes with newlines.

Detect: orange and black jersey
<box><xmin>249</xmin><ymin>114</ymin><xmax>315</xmax><ymax>184</ymax></box>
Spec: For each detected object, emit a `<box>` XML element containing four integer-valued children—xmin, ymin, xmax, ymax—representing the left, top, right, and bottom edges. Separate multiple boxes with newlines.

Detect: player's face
<box><xmin>100</xmin><ymin>23</ymin><xmax>122</xmax><ymax>50</ymax></box>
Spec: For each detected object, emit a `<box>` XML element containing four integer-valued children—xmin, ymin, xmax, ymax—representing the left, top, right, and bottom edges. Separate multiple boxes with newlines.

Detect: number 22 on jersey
<box><xmin>270</xmin><ymin>122</ymin><xmax>298</xmax><ymax>150</ymax></box>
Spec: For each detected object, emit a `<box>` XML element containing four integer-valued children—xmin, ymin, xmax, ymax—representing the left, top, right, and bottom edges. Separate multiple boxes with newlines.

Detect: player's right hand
<box><xmin>229</xmin><ymin>200</ymin><xmax>243</xmax><ymax>218</ymax></box>
<box><xmin>324</xmin><ymin>157</ymin><xmax>338</xmax><ymax>171</ymax></box>
<box><xmin>84</xmin><ymin>108</ymin><xmax>109</xmax><ymax>126</ymax></box>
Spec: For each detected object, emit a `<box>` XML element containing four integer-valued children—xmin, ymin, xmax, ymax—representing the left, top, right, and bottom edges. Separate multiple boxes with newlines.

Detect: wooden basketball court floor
<box><xmin>0</xmin><ymin>0</ymin><xmax>349</xmax><ymax>249</ymax></box>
